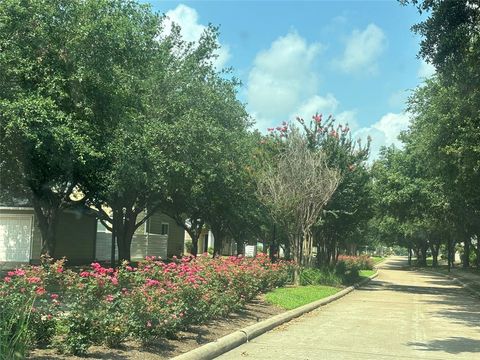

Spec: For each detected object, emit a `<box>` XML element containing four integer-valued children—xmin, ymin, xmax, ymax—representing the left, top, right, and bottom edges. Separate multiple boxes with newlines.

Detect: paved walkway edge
<box><xmin>422</xmin><ymin>269</ymin><xmax>480</xmax><ymax>298</ymax></box>
<box><xmin>171</xmin><ymin>271</ymin><xmax>379</xmax><ymax>360</ymax></box>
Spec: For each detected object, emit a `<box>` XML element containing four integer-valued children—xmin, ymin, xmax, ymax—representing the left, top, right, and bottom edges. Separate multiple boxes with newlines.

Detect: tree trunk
<box><xmin>315</xmin><ymin>234</ymin><xmax>324</xmax><ymax>267</ymax></box>
<box><xmin>110</xmin><ymin>227</ymin><xmax>116</xmax><ymax>267</ymax></box>
<box><xmin>213</xmin><ymin>234</ymin><xmax>222</xmax><ymax>257</ymax></box>
<box><xmin>430</xmin><ymin>240</ymin><xmax>439</xmax><ymax>267</ymax></box>
<box><xmin>284</xmin><ymin>242</ymin><xmax>291</xmax><ymax>260</ymax></box>
<box><xmin>476</xmin><ymin>237</ymin><xmax>480</xmax><ymax>269</ymax></box>
<box><xmin>302</xmin><ymin>230</ymin><xmax>314</xmax><ymax>267</ymax></box>
<box><xmin>291</xmin><ymin>233</ymin><xmax>302</xmax><ymax>285</ymax></box>
<box><xmin>236</xmin><ymin>240</ymin><xmax>244</xmax><ymax>255</ymax></box>
<box><xmin>117</xmin><ymin>238</ymin><xmax>131</xmax><ymax>262</ymax></box>
<box><xmin>33</xmin><ymin>198</ymin><xmax>60</xmax><ymax>258</ymax></box>
<box><xmin>270</xmin><ymin>223</ymin><xmax>276</xmax><ymax>262</ymax></box>
<box><xmin>186</xmin><ymin>224</ymin><xmax>203</xmax><ymax>257</ymax></box>
<box><xmin>211</xmin><ymin>223</ymin><xmax>224</xmax><ymax>257</ymax></box>
<box><xmin>112</xmin><ymin>207</ymin><xmax>137</xmax><ymax>262</ymax></box>
<box><xmin>292</xmin><ymin>235</ymin><xmax>301</xmax><ymax>285</ymax></box>
<box><xmin>447</xmin><ymin>238</ymin><xmax>451</xmax><ymax>272</ymax></box>
<box><xmin>191</xmin><ymin>237</ymin><xmax>199</xmax><ymax>256</ymax></box>
<box><xmin>421</xmin><ymin>245</ymin><xmax>428</xmax><ymax>266</ymax></box>
<box><xmin>463</xmin><ymin>237</ymin><xmax>471</xmax><ymax>268</ymax></box>
<box><xmin>408</xmin><ymin>245</ymin><xmax>412</xmax><ymax>266</ymax></box>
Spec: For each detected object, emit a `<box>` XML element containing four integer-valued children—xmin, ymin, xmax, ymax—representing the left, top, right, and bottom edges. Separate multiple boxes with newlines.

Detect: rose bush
<box><xmin>0</xmin><ymin>254</ymin><xmax>293</xmax><ymax>355</ymax></box>
<box><xmin>337</xmin><ymin>255</ymin><xmax>374</xmax><ymax>270</ymax></box>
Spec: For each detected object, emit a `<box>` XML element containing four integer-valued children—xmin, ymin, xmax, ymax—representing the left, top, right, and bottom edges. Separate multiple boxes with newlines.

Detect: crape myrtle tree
<box><xmin>295</xmin><ymin>114</ymin><xmax>372</xmax><ymax>267</ymax></box>
<box><xmin>0</xmin><ymin>0</ymin><xmax>158</xmax><ymax>256</ymax></box>
<box><xmin>257</xmin><ymin>125</ymin><xmax>340</xmax><ymax>284</ymax></box>
<box><xmin>247</xmin><ymin>131</ymin><xmax>288</xmax><ymax>260</ymax></box>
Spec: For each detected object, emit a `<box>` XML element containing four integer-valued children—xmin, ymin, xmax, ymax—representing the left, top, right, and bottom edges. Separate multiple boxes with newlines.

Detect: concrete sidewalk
<box><xmin>432</xmin><ymin>267</ymin><xmax>480</xmax><ymax>296</ymax></box>
<box><xmin>217</xmin><ymin>256</ymin><xmax>480</xmax><ymax>359</ymax></box>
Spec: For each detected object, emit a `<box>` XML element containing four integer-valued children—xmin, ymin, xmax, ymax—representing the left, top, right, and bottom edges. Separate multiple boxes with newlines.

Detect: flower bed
<box><xmin>0</xmin><ymin>254</ymin><xmax>293</xmax><ymax>356</ymax></box>
<box><xmin>337</xmin><ymin>255</ymin><xmax>374</xmax><ymax>270</ymax></box>
<box><xmin>334</xmin><ymin>255</ymin><xmax>374</xmax><ymax>284</ymax></box>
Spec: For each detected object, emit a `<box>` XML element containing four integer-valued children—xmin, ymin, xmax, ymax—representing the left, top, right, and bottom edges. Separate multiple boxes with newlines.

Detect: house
<box><xmin>0</xmin><ymin>203</ymin><xmax>184</xmax><ymax>267</ymax></box>
<box><xmin>183</xmin><ymin>228</ymin><xmax>240</xmax><ymax>256</ymax></box>
<box><xmin>184</xmin><ymin>228</ymin><xmax>214</xmax><ymax>254</ymax></box>
<box><xmin>96</xmin><ymin>211</ymin><xmax>184</xmax><ymax>261</ymax></box>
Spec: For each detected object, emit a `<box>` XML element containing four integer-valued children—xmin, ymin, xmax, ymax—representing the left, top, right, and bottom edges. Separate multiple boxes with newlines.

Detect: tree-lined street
<box><xmin>219</xmin><ymin>257</ymin><xmax>480</xmax><ymax>359</ymax></box>
<box><xmin>1</xmin><ymin>0</ymin><xmax>480</xmax><ymax>358</ymax></box>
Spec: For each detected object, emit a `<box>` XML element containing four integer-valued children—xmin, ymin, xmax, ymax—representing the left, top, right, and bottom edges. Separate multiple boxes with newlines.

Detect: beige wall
<box><xmin>0</xmin><ymin>207</ymin><xmax>96</xmax><ymax>264</ymax></box>
<box><xmin>1</xmin><ymin>207</ymin><xmax>184</xmax><ymax>264</ymax></box>
<box><xmin>147</xmin><ymin>212</ymin><xmax>184</xmax><ymax>258</ymax></box>
<box><xmin>96</xmin><ymin>211</ymin><xmax>184</xmax><ymax>260</ymax></box>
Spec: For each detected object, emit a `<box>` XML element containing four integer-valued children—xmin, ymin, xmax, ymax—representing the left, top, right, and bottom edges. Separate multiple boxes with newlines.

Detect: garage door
<box><xmin>0</xmin><ymin>215</ymin><xmax>33</xmax><ymax>262</ymax></box>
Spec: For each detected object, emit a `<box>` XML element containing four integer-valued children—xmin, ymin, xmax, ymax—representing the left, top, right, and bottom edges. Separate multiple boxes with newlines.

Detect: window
<box><xmin>161</xmin><ymin>223</ymin><xmax>169</xmax><ymax>236</ymax></box>
<box><xmin>146</xmin><ymin>218</ymin><xmax>169</xmax><ymax>235</ymax></box>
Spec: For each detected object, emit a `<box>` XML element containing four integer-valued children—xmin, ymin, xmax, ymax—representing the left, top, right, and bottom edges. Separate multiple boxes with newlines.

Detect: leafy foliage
<box><xmin>0</xmin><ymin>255</ymin><xmax>293</xmax><ymax>355</ymax></box>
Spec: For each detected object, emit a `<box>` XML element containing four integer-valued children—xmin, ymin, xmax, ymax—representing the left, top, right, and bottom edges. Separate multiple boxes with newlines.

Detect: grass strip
<box><xmin>265</xmin><ymin>285</ymin><xmax>340</xmax><ymax>310</ymax></box>
<box><xmin>359</xmin><ymin>269</ymin><xmax>376</xmax><ymax>278</ymax></box>
<box><xmin>370</xmin><ymin>256</ymin><xmax>385</xmax><ymax>265</ymax></box>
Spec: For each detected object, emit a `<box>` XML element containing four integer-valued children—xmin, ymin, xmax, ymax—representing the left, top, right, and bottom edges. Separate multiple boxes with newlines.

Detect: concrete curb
<box><xmin>422</xmin><ymin>269</ymin><xmax>480</xmax><ymax>298</ymax></box>
<box><xmin>171</xmin><ymin>271</ymin><xmax>379</xmax><ymax>360</ymax></box>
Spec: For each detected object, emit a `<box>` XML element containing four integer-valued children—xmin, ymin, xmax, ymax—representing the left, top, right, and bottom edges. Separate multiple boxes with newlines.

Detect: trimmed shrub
<box><xmin>337</xmin><ymin>255</ymin><xmax>374</xmax><ymax>270</ymax></box>
<box><xmin>0</xmin><ymin>254</ymin><xmax>293</xmax><ymax>354</ymax></box>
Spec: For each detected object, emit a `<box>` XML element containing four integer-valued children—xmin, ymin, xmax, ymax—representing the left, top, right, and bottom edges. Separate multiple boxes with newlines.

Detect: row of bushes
<box><xmin>300</xmin><ymin>255</ymin><xmax>375</xmax><ymax>286</ymax></box>
<box><xmin>0</xmin><ymin>254</ymin><xmax>293</xmax><ymax>357</ymax></box>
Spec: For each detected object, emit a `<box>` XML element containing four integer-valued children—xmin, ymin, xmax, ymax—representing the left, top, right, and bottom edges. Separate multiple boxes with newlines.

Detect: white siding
<box><xmin>0</xmin><ymin>215</ymin><xmax>33</xmax><ymax>262</ymax></box>
<box><xmin>95</xmin><ymin>231</ymin><xmax>118</xmax><ymax>261</ymax></box>
<box><xmin>146</xmin><ymin>234</ymin><xmax>168</xmax><ymax>259</ymax></box>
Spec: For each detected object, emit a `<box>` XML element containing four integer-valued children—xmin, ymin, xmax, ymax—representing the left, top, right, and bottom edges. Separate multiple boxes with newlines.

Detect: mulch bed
<box><xmin>29</xmin><ymin>295</ymin><xmax>284</xmax><ymax>360</ymax></box>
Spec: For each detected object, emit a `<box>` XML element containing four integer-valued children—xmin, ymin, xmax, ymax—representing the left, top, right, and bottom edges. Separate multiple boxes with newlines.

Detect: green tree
<box><xmin>401</xmin><ymin>0</ymin><xmax>480</xmax><ymax>88</ymax></box>
<box><xmin>296</xmin><ymin>114</ymin><xmax>372</xmax><ymax>266</ymax></box>
<box><xmin>405</xmin><ymin>78</ymin><xmax>480</xmax><ymax>267</ymax></box>
<box><xmin>0</xmin><ymin>0</ymin><xmax>159</xmax><ymax>255</ymax></box>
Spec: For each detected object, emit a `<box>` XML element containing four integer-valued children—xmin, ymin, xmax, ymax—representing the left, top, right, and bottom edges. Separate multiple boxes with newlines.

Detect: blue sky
<box><xmin>148</xmin><ymin>0</ymin><xmax>434</xmax><ymax>158</ymax></box>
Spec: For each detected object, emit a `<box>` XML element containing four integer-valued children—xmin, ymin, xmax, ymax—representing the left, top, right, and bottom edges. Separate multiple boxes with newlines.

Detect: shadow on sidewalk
<box><xmin>408</xmin><ymin>337</ymin><xmax>480</xmax><ymax>354</ymax></box>
<box><xmin>360</xmin><ymin>267</ymin><xmax>480</xmax><ymax>354</ymax></box>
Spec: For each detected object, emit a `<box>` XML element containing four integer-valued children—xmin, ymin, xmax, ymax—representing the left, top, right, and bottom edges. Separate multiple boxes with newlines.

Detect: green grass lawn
<box><xmin>265</xmin><ymin>285</ymin><xmax>340</xmax><ymax>310</ymax></box>
<box><xmin>371</xmin><ymin>256</ymin><xmax>385</xmax><ymax>265</ymax></box>
<box><xmin>359</xmin><ymin>269</ymin><xmax>376</xmax><ymax>278</ymax></box>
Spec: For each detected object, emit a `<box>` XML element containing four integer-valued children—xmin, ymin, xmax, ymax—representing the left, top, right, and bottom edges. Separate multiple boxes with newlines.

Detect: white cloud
<box><xmin>354</xmin><ymin>112</ymin><xmax>411</xmax><ymax>160</ymax></box>
<box><xmin>417</xmin><ymin>59</ymin><xmax>435</xmax><ymax>79</ymax></box>
<box><xmin>163</xmin><ymin>4</ymin><xmax>230</xmax><ymax>69</ymax></box>
<box><xmin>246</xmin><ymin>31</ymin><xmax>323</xmax><ymax>130</ymax></box>
<box><xmin>336</xmin><ymin>110</ymin><xmax>359</xmax><ymax>131</ymax></box>
<box><xmin>336</xmin><ymin>24</ymin><xmax>387</xmax><ymax>74</ymax></box>
<box><xmin>374</xmin><ymin>112</ymin><xmax>410</xmax><ymax>145</ymax></box>
<box><xmin>246</xmin><ymin>30</ymin><xmax>366</xmax><ymax>133</ymax></box>
<box><xmin>290</xmin><ymin>96</ymin><xmax>359</xmax><ymax>130</ymax></box>
<box><xmin>293</xmin><ymin>94</ymin><xmax>339</xmax><ymax>120</ymax></box>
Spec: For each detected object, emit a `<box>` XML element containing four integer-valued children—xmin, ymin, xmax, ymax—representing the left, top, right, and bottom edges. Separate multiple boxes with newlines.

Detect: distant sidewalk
<box><xmin>428</xmin><ymin>266</ymin><xmax>480</xmax><ymax>296</ymax></box>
